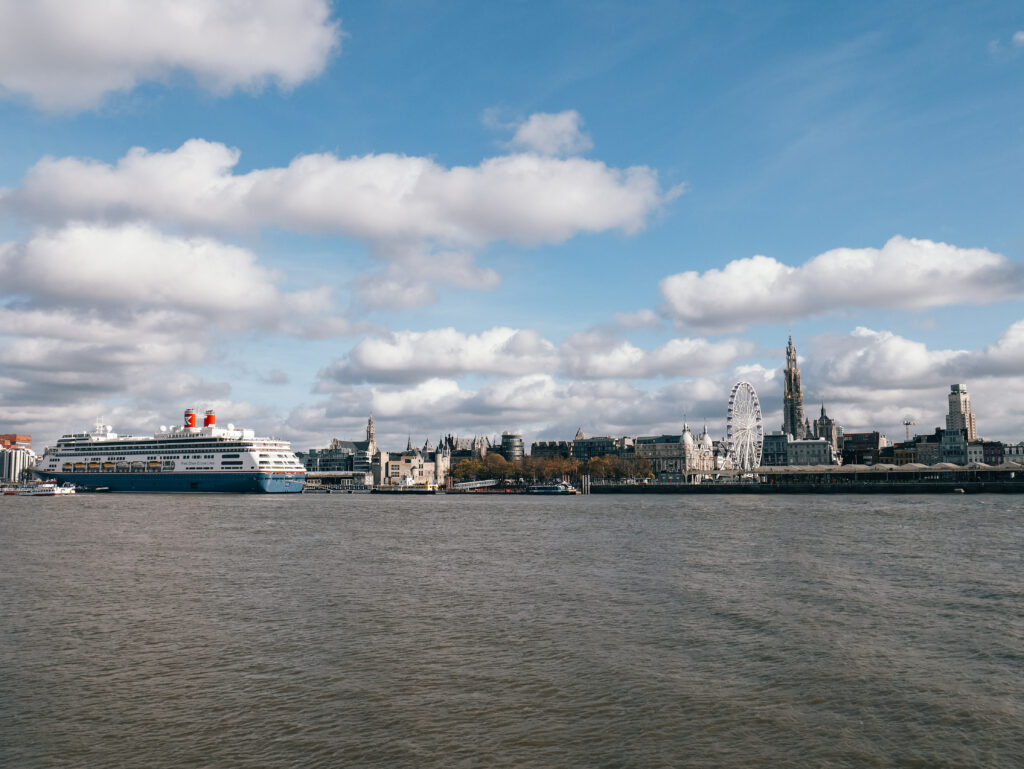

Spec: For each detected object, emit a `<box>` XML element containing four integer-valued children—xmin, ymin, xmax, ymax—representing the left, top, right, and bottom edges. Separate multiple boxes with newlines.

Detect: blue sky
<box><xmin>1</xmin><ymin>0</ymin><xmax>1023</xmax><ymax>450</ymax></box>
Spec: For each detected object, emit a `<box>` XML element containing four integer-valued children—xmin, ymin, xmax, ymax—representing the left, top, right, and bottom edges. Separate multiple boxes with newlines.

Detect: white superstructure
<box><xmin>34</xmin><ymin>409</ymin><xmax>305</xmax><ymax>493</ymax></box>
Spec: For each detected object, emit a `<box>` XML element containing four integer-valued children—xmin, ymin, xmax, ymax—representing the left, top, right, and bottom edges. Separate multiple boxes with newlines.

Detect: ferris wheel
<box><xmin>727</xmin><ymin>381</ymin><xmax>764</xmax><ymax>471</ymax></box>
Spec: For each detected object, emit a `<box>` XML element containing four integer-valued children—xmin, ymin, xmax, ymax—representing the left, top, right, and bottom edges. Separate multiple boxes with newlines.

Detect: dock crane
<box><xmin>902</xmin><ymin>416</ymin><xmax>916</xmax><ymax>442</ymax></box>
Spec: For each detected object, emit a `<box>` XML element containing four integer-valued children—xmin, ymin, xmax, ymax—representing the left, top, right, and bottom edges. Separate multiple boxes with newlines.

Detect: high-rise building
<box><xmin>0</xmin><ymin>446</ymin><xmax>34</xmax><ymax>482</ymax></box>
<box><xmin>946</xmin><ymin>384</ymin><xmax>977</xmax><ymax>441</ymax></box>
<box><xmin>782</xmin><ymin>336</ymin><xmax>807</xmax><ymax>438</ymax></box>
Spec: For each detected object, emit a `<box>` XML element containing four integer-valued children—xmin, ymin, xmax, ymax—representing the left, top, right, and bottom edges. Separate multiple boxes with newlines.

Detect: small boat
<box><xmin>371</xmin><ymin>476</ymin><xmax>438</xmax><ymax>494</ymax></box>
<box><xmin>3</xmin><ymin>481</ymin><xmax>76</xmax><ymax>496</ymax></box>
<box><xmin>526</xmin><ymin>482</ymin><xmax>578</xmax><ymax>495</ymax></box>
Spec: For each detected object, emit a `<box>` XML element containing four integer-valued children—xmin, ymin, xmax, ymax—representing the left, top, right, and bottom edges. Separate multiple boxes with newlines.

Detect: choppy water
<box><xmin>1</xmin><ymin>493</ymin><xmax>1021</xmax><ymax>768</ymax></box>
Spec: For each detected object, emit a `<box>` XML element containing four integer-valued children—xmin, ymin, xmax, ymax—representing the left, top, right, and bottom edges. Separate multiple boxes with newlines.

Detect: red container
<box><xmin>204</xmin><ymin>410</ymin><xmax>216</xmax><ymax>427</ymax></box>
<box><xmin>184</xmin><ymin>409</ymin><xmax>196</xmax><ymax>428</ymax></box>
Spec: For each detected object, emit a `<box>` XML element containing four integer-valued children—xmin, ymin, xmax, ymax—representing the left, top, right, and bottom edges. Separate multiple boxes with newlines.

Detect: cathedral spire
<box><xmin>783</xmin><ymin>336</ymin><xmax>807</xmax><ymax>438</ymax></box>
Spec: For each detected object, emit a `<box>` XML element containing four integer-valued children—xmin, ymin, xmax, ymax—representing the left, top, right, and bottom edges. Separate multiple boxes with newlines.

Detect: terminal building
<box><xmin>635</xmin><ymin>424</ymin><xmax>718</xmax><ymax>483</ymax></box>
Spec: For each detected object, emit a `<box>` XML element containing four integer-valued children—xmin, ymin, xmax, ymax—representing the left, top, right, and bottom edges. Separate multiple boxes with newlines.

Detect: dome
<box><xmin>682</xmin><ymin>424</ymin><xmax>694</xmax><ymax>448</ymax></box>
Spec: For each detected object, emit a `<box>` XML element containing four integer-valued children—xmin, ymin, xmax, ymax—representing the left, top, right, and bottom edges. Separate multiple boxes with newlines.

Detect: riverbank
<box><xmin>591</xmin><ymin>481</ymin><xmax>1024</xmax><ymax>494</ymax></box>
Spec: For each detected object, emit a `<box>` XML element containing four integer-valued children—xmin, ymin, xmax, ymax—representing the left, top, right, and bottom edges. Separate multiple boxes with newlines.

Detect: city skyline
<box><xmin>2</xmin><ymin>2</ymin><xmax>1023</xmax><ymax>449</ymax></box>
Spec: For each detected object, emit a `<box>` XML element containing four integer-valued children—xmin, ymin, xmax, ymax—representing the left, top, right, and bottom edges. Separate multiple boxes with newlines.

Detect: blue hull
<box><xmin>35</xmin><ymin>471</ymin><xmax>305</xmax><ymax>493</ymax></box>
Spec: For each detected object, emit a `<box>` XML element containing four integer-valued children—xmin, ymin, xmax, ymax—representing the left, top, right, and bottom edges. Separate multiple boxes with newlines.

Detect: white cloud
<box><xmin>797</xmin><ymin>325</ymin><xmax>1024</xmax><ymax>441</ymax></box>
<box><xmin>966</xmin><ymin>320</ymin><xmax>1024</xmax><ymax>375</ymax></box>
<box><xmin>613</xmin><ymin>309</ymin><xmax>663</xmax><ymax>330</ymax></box>
<box><xmin>7</xmin><ymin>139</ymin><xmax>673</xmax><ymax>245</ymax></box>
<box><xmin>560</xmin><ymin>331</ymin><xmax>753</xmax><ymax>379</ymax></box>
<box><xmin>0</xmin><ymin>323</ymin><xmax>213</xmax><ymax>418</ymax></box>
<box><xmin>319</xmin><ymin>327</ymin><xmax>559</xmax><ymax>385</ymax></box>
<box><xmin>811</xmin><ymin>327</ymin><xmax>962</xmax><ymax>390</ymax></box>
<box><xmin>0</xmin><ymin>222</ymin><xmax>346</xmax><ymax>426</ymax></box>
<box><xmin>353</xmin><ymin>247</ymin><xmax>502</xmax><ymax>310</ymax></box>
<box><xmin>809</xmin><ymin>323</ymin><xmax>1024</xmax><ymax>393</ymax></box>
<box><xmin>290</xmin><ymin>373</ymin><xmax>726</xmax><ymax>451</ymax></box>
<box><xmin>660</xmin><ymin>236</ymin><xmax>1024</xmax><ymax>330</ymax></box>
<box><xmin>507</xmin><ymin>110</ymin><xmax>594</xmax><ymax>156</ymax></box>
<box><xmin>0</xmin><ymin>222</ymin><xmax>329</xmax><ymax>327</ymax></box>
<box><xmin>1014</xmin><ymin>31</ymin><xmax>1024</xmax><ymax>47</ymax></box>
<box><xmin>317</xmin><ymin>324</ymin><xmax>750</xmax><ymax>386</ymax></box>
<box><xmin>370</xmin><ymin>378</ymin><xmax>467</xmax><ymax>420</ymax></box>
<box><xmin>0</xmin><ymin>0</ymin><xmax>340</xmax><ymax>111</ymax></box>
<box><xmin>288</xmin><ymin>362</ymin><xmax>791</xmax><ymax>452</ymax></box>
<box><xmin>3</xmin><ymin>138</ymin><xmax>678</xmax><ymax>308</ymax></box>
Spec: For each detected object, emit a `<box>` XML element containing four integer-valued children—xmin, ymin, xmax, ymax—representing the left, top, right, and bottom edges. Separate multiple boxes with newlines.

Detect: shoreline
<box><xmin>590</xmin><ymin>481</ymin><xmax>1024</xmax><ymax>494</ymax></box>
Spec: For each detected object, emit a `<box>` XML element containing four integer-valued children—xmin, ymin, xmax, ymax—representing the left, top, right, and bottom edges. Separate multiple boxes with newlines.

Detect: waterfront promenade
<box><xmin>592</xmin><ymin>463</ymin><xmax>1024</xmax><ymax>494</ymax></box>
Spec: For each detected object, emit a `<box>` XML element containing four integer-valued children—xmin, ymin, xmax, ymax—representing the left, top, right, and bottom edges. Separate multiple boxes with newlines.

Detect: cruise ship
<box><xmin>33</xmin><ymin>409</ymin><xmax>305</xmax><ymax>493</ymax></box>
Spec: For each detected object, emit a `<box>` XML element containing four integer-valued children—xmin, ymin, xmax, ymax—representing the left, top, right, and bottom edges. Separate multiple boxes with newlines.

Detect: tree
<box><xmin>483</xmin><ymin>453</ymin><xmax>510</xmax><ymax>480</ymax></box>
<box><xmin>453</xmin><ymin>458</ymin><xmax>484</xmax><ymax>481</ymax></box>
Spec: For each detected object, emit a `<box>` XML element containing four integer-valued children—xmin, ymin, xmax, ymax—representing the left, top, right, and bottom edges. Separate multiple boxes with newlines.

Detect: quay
<box><xmin>592</xmin><ymin>463</ymin><xmax>1024</xmax><ymax>494</ymax></box>
<box><xmin>591</xmin><ymin>481</ymin><xmax>1024</xmax><ymax>494</ymax></box>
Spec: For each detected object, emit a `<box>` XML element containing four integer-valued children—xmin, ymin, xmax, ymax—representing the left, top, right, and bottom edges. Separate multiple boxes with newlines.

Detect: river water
<box><xmin>1</xmin><ymin>493</ymin><xmax>1021</xmax><ymax>767</ymax></box>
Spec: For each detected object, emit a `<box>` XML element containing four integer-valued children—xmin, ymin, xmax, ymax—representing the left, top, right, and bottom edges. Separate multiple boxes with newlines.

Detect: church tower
<box><xmin>783</xmin><ymin>336</ymin><xmax>807</xmax><ymax>439</ymax></box>
<box><xmin>365</xmin><ymin>415</ymin><xmax>377</xmax><ymax>454</ymax></box>
<box><xmin>813</xmin><ymin>402</ymin><xmax>841</xmax><ymax>452</ymax></box>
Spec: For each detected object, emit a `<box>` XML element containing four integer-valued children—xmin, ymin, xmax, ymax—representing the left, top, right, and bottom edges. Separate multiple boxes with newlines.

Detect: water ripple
<box><xmin>2</xmin><ymin>494</ymin><xmax>1022</xmax><ymax>767</ymax></box>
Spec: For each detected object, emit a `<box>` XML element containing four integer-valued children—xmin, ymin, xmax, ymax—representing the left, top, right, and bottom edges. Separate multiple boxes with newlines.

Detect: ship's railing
<box><xmin>452</xmin><ymin>478</ymin><xmax>500</xmax><ymax>490</ymax></box>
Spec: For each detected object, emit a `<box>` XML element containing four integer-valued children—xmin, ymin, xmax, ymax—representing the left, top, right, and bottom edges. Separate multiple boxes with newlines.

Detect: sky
<box><xmin>1</xmin><ymin>0</ymin><xmax>1023</xmax><ymax>451</ymax></box>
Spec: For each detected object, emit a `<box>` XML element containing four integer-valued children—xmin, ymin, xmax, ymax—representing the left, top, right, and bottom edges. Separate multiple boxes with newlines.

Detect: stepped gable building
<box><xmin>782</xmin><ymin>336</ymin><xmax>808</xmax><ymax>439</ymax></box>
<box><xmin>946</xmin><ymin>383</ymin><xmax>978</xmax><ymax>441</ymax></box>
